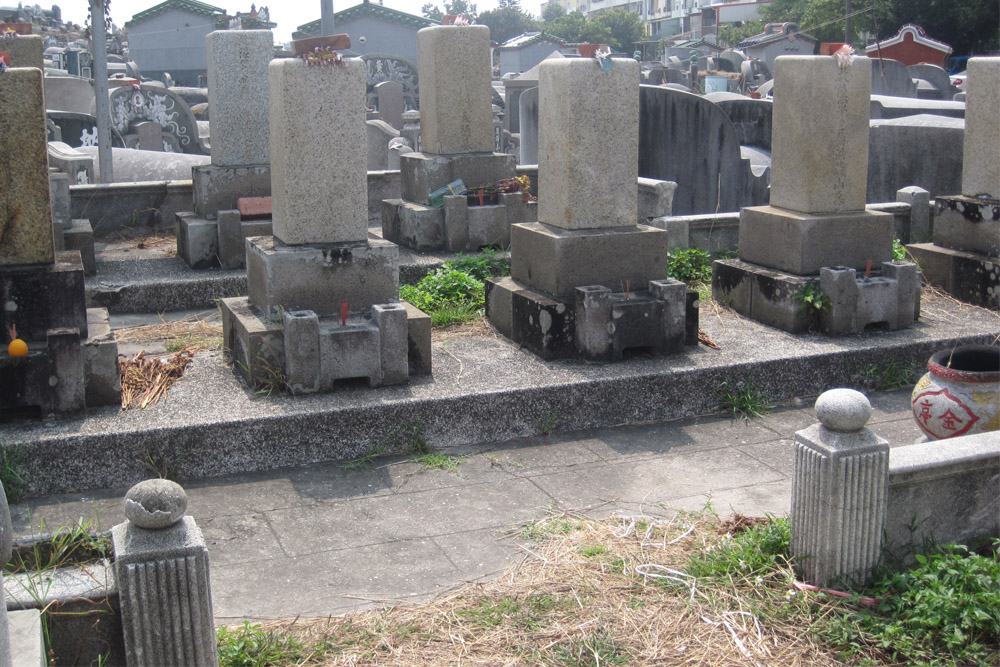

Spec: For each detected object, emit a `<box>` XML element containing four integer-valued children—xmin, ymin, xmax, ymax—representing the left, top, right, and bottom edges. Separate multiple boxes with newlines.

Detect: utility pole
<box><xmin>90</xmin><ymin>0</ymin><xmax>114</xmax><ymax>183</ymax></box>
<box><xmin>845</xmin><ymin>0</ymin><xmax>852</xmax><ymax>44</ymax></box>
<box><xmin>321</xmin><ymin>0</ymin><xmax>335</xmax><ymax>36</ymax></box>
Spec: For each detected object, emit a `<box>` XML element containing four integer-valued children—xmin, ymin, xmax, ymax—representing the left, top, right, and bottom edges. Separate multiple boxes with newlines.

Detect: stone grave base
<box><xmin>246</xmin><ymin>237</ymin><xmax>399</xmax><ymax>321</ymax></box>
<box><xmin>63</xmin><ymin>219</ymin><xmax>96</xmax><ymax>276</ymax></box>
<box><xmin>192</xmin><ymin>164</ymin><xmax>271</xmax><ymax>219</ymax></box>
<box><xmin>0</xmin><ymin>307</ymin><xmax>120</xmax><ymax>417</ymax></box>
<box><xmin>1</xmin><ymin>252</ymin><xmax>88</xmax><ymax>341</ymax></box>
<box><xmin>510</xmin><ymin>222</ymin><xmax>670</xmax><ymax>298</ymax></box>
<box><xmin>176</xmin><ymin>211</ymin><xmax>273</xmax><ymax>269</ymax></box>
<box><xmin>220</xmin><ymin>297</ymin><xmax>430</xmax><ymax>394</ymax></box>
<box><xmin>400</xmin><ymin>151</ymin><xmax>514</xmax><ymax>205</ymax></box>
<box><xmin>739</xmin><ymin>206</ymin><xmax>894</xmax><ymax>275</ymax></box>
<box><xmin>486</xmin><ymin>276</ymin><xmax>697</xmax><ymax>361</ymax></box>
<box><xmin>713</xmin><ymin>258</ymin><xmax>921</xmax><ymax>334</ymax></box>
<box><xmin>905</xmin><ymin>243</ymin><xmax>999</xmax><ymax>309</ymax></box>
<box><xmin>931</xmin><ymin>194</ymin><xmax>999</xmax><ymax>256</ymax></box>
<box><xmin>381</xmin><ymin>191</ymin><xmax>536</xmax><ymax>253</ymax></box>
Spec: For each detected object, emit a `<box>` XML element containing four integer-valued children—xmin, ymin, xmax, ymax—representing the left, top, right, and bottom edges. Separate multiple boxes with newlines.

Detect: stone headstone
<box><xmin>907</xmin><ymin>63</ymin><xmax>954</xmax><ymax>99</ymax></box>
<box><xmin>870</xmin><ymin>58</ymin><xmax>916</xmax><ymax>98</ymax></box>
<box><xmin>375</xmin><ymin>80</ymin><xmax>405</xmax><ymax>130</ymax></box>
<box><xmin>962</xmin><ymin>57</ymin><xmax>1000</xmax><ymax>198</ymax></box>
<box><xmin>206</xmin><ymin>29</ymin><xmax>272</xmax><ymax>167</ymax></box>
<box><xmin>417</xmin><ymin>25</ymin><xmax>493</xmax><ymax>155</ymax></box>
<box><xmin>134</xmin><ymin>121</ymin><xmax>164</xmax><ymax>151</ymax></box>
<box><xmin>0</xmin><ymin>67</ymin><xmax>55</xmax><ymax>266</ymax></box>
<box><xmin>269</xmin><ymin>57</ymin><xmax>367</xmax><ymax>245</ymax></box>
<box><xmin>2</xmin><ymin>34</ymin><xmax>42</xmax><ymax>69</ymax></box>
<box><xmin>539</xmin><ymin>58</ymin><xmax>639</xmax><ymax>230</ymax></box>
<box><xmin>770</xmin><ymin>56</ymin><xmax>871</xmax><ymax>214</ymax></box>
<box><xmin>109</xmin><ymin>84</ymin><xmax>201</xmax><ymax>154</ymax></box>
<box><xmin>366</xmin><ymin>119</ymin><xmax>399</xmax><ymax>171</ymax></box>
<box><xmin>518</xmin><ymin>86</ymin><xmax>538</xmax><ymax>165</ymax></box>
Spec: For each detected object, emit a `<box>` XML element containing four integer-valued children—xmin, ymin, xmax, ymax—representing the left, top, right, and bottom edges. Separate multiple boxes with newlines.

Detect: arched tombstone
<box><xmin>361</xmin><ymin>53</ymin><xmax>419</xmax><ymax>110</ymax></box>
<box><xmin>107</xmin><ymin>84</ymin><xmax>204</xmax><ymax>154</ymax></box>
<box><xmin>871</xmin><ymin>58</ymin><xmax>916</xmax><ymax>97</ymax></box>
<box><xmin>907</xmin><ymin>63</ymin><xmax>957</xmax><ymax>99</ymax></box>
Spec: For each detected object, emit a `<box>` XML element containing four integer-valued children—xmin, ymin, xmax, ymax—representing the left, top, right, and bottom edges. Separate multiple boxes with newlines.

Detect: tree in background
<box><xmin>590</xmin><ymin>8</ymin><xmax>646</xmax><ymax>53</ymax></box>
<box><xmin>421</xmin><ymin>0</ymin><xmax>478</xmax><ymax>23</ymax></box>
<box><xmin>542</xmin><ymin>7</ymin><xmax>643</xmax><ymax>53</ymax></box>
<box><xmin>760</xmin><ymin>0</ymin><xmax>997</xmax><ymax>55</ymax></box>
<box><xmin>716</xmin><ymin>20</ymin><xmax>764</xmax><ymax>48</ymax></box>
<box><xmin>478</xmin><ymin>4</ymin><xmax>539</xmax><ymax>43</ymax></box>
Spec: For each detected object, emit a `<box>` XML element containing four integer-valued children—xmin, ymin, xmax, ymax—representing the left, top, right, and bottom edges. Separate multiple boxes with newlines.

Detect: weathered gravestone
<box><xmin>486</xmin><ymin>57</ymin><xmax>694</xmax><ymax>361</ymax></box>
<box><xmin>870</xmin><ymin>58</ymin><xmax>916</xmax><ymax>97</ymax></box>
<box><xmin>375</xmin><ymin>79</ymin><xmax>406</xmax><ymax>130</ymax></box>
<box><xmin>221</xmin><ymin>47</ymin><xmax>431</xmax><ymax>393</ymax></box>
<box><xmin>381</xmin><ymin>25</ymin><xmax>535</xmax><ymax>253</ymax></box>
<box><xmin>907</xmin><ymin>57</ymin><xmax>1000</xmax><ymax>308</ymax></box>
<box><xmin>713</xmin><ymin>55</ymin><xmax>921</xmax><ymax>334</ymax></box>
<box><xmin>0</xmin><ymin>67</ymin><xmax>119</xmax><ymax>415</ymax></box>
<box><xmin>177</xmin><ymin>30</ymin><xmax>273</xmax><ymax>269</ymax></box>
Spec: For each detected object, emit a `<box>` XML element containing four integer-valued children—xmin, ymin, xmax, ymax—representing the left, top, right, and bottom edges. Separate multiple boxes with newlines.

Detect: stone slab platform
<box><xmin>4</xmin><ymin>288</ymin><xmax>995</xmax><ymax>498</ymax></box>
<box><xmin>739</xmin><ymin>206</ymin><xmax>894</xmax><ymax>276</ymax></box>
<box><xmin>932</xmin><ymin>195</ymin><xmax>1000</xmax><ymax>257</ymax></box>
<box><xmin>906</xmin><ymin>243</ymin><xmax>1000</xmax><ymax>309</ymax></box>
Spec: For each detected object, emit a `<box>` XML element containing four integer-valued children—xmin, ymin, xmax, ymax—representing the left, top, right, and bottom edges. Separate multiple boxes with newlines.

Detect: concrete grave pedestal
<box><xmin>0</xmin><ymin>68</ymin><xmax>119</xmax><ymax>417</ymax></box>
<box><xmin>714</xmin><ymin>56</ymin><xmax>921</xmax><ymax>333</ymax></box>
<box><xmin>486</xmin><ymin>58</ymin><xmax>693</xmax><ymax>361</ymax></box>
<box><xmin>381</xmin><ymin>26</ymin><xmax>536</xmax><ymax>252</ymax></box>
<box><xmin>176</xmin><ymin>30</ymin><xmax>274</xmax><ymax>270</ymax></box>
<box><xmin>220</xmin><ymin>54</ymin><xmax>430</xmax><ymax>394</ymax></box>
<box><xmin>906</xmin><ymin>57</ymin><xmax>1000</xmax><ymax>309</ymax></box>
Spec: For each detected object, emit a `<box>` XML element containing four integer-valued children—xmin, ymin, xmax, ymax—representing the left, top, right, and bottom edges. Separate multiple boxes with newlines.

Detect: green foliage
<box><xmin>5</xmin><ymin>518</ymin><xmax>110</xmax><ymax>576</ymax></box>
<box><xmin>793</xmin><ymin>283</ymin><xmax>831</xmax><ymax>317</ymax></box>
<box><xmin>401</xmin><ymin>252</ymin><xmax>508</xmax><ymax>327</ymax></box>
<box><xmin>0</xmin><ymin>447</ymin><xmax>29</xmax><ymax>504</ymax></box>
<box><xmin>588</xmin><ymin>8</ymin><xmax>645</xmax><ymax>53</ymax></box>
<box><xmin>534</xmin><ymin>412</ymin><xmax>558</xmax><ymax>436</ymax></box>
<box><xmin>458</xmin><ymin>594</ymin><xmax>564</xmax><ymax>630</ymax></box>
<box><xmin>542</xmin><ymin>7</ymin><xmax>645</xmax><ymax>53</ymax></box>
<box><xmin>477</xmin><ymin>6</ymin><xmax>539</xmax><ymax>43</ymax></box>
<box><xmin>580</xmin><ymin>544</ymin><xmax>607</xmax><ymax>558</ymax></box>
<box><xmin>715</xmin><ymin>380</ymin><xmax>771</xmax><ymax>421</ymax></box>
<box><xmin>520</xmin><ymin>517</ymin><xmax>581</xmax><ymax>540</ymax></box>
<box><xmin>716</xmin><ymin>20</ymin><xmax>764</xmax><ymax>47</ymax></box>
<box><xmin>552</xmin><ymin>629</ymin><xmax>628</xmax><ymax>666</ymax></box>
<box><xmin>666</xmin><ymin>248</ymin><xmax>713</xmax><ymax>284</ymax></box>
<box><xmin>685</xmin><ymin>517</ymin><xmax>791</xmax><ymax>578</ymax></box>
<box><xmin>892</xmin><ymin>237</ymin><xmax>907</xmax><ymax>261</ymax></box>
<box><xmin>421</xmin><ymin>0</ymin><xmax>477</xmax><ymax>22</ymax></box>
<box><xmin>818</xmin><ymin>543</ymin><xmax>1000</xmax><ymax>666</ymax></box>
<box><xmin>846</xmin><ymin>359</ymin><xmax>922</xmax><ymax>392</ymax></box>
<box><xmin>217</xmin><ymin>621</ymin><xmax>304</xmax><ymax>667</ymax></box>
<box><xmin>413</xmin><ymin>452</ymin><xmax>461</xmax><ymax>471</ymax></box>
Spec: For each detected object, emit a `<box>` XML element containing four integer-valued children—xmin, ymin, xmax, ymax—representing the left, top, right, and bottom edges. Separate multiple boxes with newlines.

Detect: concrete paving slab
<box><xmin>431</xmin><ymin>527</ymin><xmax>527</xmax><ymax>579</ymax></box>
<box><xmin>200</xmin><ymin>512</ymin><xmax>288</xmax><ymax>568</ymax></box>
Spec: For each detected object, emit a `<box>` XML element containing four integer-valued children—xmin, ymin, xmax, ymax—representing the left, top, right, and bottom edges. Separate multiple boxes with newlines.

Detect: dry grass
<box><xmin>221</xmin><ymin>513</ymin><xmax>846</xmax><ymax>666</ymax></box>
<box><xmin>119</xmin><ymin>348</ymin><xmax>195</xmax><ymax>409</ymax></box>
<box><xmin>115</xmin><ymin>313</ymin><xmax>223</xmax><ymax>351</ymax></box>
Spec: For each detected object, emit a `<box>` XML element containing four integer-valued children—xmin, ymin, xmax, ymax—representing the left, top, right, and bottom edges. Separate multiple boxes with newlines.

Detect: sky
<box><xmin>60</xmin><ymin>0</ymin><xmax>545</xmax><ymax>44</ymax></box>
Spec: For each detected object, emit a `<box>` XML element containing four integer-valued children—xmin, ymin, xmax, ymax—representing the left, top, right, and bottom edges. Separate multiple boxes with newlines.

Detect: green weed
<box><xmin>793</xmin><ymin>282</ymin><xmax>832</xmax><ymax>318</ymax></box>
<box><xmin>534</xmin><ymin>412</ymin><xmax>558</xmax><ymax>436</ymax></box>
<box><xmin>685</xmin><ymin>517</ymin><xmax>791</xmax><ymax>579</ymax></box>
<box><xmin>580</xmin><ymin>544</ymin><xmax>607</xmax><ymax>558</ymax></box>
<box><xmin>847</xmin><ymin>359</ymin><xmax>923</xmax><ymax>392</ymax></box>
<box><xmin>552</xmin><ymin>628</ymin><xmax>628</xmax><ymax>666</ymax></box>
<box><xmin>413</xmin><ymin>452</ymin><xmax>460</xmax><ymax>472</ymax></box>
<box><xmin>217</xmin><ymin>621</ymin><xmax>304</xmax><ymax>667</ymax></box>
<box><xmin>520</xmin><ymin>517</ymin><xmax>581</xmax><ymax>541</ymax></box>
<box><xmin>458</xmin><ymin>594</ymin><xmax>562</xmax><ymax>630</ymax></box>
<box><xmin>0</xmin><ymin>447</ymin><xmax>30</xmax><ymax>504</ymax></box>
<box><xmin>667</xmin><ymin>248</ymin><xmax>713</xmax><ymax>284</ymax></box>
<box><xmin>4</xmin><ymin>518</ymin><xmax>110</xmax><ymax>577</ymax></box>
<box><xmin>716</xmin><ymin>380</ymin><xmax>771</xmax><ymax>420</ymax></box>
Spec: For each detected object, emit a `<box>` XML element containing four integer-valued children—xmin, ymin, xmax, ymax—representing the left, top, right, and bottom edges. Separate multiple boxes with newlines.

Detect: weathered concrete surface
<box><xmin>2</xmin><ymin>289</ymin><xmax>996</xmax><ymax>497</ymax></box>
<box><xmin>9</xmin><ymin>388</ymin><xmax>927</xmax><ymax>620</ymax></box>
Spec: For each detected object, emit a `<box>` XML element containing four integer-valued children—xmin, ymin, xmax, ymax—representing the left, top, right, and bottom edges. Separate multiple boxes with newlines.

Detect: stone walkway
<box><xmin>11</xmin><ymin>389</ymin><xmax>923</xmax><ymax>622</ymax></box>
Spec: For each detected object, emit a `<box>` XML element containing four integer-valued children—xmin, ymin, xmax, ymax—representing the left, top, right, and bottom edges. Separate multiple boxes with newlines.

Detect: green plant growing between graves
<box><xmin>0</xmin><ymin>446</ymin><xmax>30</xmax><ymax>504</ymax></box>
<box><xmin>792</xmin><ymin>283</ymin><xmax>832</xmax><ymax>318</ymax></box>
<box><xmin>534</xmin><ymin>412</ymin><xmax>558</xmax><ymax>436</ymax></box>
<box><xmin>666</xmin><ymin>248</ymin><xmax>713</xmax><ymax>284</ymax></box>
<box><xmin>400</xmin><ymin>252</ymin><xmax>510</xmax><ymax>327</ymax></box>
<box><xmin>846</xmin><ymin>359</ymin><xmax>923</xmax><ymax>392</ymax></box>
<box><xmin>892</xmin><ymin>237</ymin><xmax>907</xmax><ymax>262</ymax></box>
<box><xmin>716</xmin><ymin>380</ymin><xmax>771</xmax><ymax>420</ymax></box>
<box><xmin>413</xmin><ymin>452</ymin><xmax>461</xmax><ymax>472</ymax></box>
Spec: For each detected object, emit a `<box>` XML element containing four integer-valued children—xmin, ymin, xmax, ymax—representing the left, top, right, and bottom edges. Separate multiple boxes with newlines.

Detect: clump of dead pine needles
<box><xmin>120</xmin><ymin>348</ymin><xmax>194</xmax><ymax>409</ymax></box>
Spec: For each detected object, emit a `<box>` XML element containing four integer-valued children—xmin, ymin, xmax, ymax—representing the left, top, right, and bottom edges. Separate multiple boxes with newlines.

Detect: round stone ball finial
<box><xmin>124</xmin><ymin>479</ymin><xmax>188</xmax><ymax>529</ymax></box>
<box><xmin>815</xmin><ymin>388</ymin><xmax>872</xmax><ymax>431</ymax></box>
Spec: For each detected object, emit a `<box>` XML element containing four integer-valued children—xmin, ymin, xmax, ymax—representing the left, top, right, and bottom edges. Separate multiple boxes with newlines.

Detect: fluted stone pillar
<box><xmin>112</xmin><ymin>480</ymin><xmax>218</xmax><ymax>667</ymax></box>
<box><xmin>791</xmin><ymin>389</ymin><xmax>890</xmax><ymax>587</ymax></box>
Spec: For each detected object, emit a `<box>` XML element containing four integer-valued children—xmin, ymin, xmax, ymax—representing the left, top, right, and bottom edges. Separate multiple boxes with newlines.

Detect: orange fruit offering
<box><xmin>7</xmin><ymin>339</ymin><xmax>27</xmax><ymax>357</ymax></box>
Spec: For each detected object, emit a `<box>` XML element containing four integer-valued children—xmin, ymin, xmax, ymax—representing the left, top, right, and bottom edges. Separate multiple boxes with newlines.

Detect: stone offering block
<box><xmin>290</xmin><ymin>33</ymin><xmax>351</xmax><ymax>57</ymax></box>
<box><xmin>237</xmin><ymin>196</ymin><xmax>272</xmax><ymax>219</ymax></box>
<box><xmin>176</xmin><ymin>212</ymin><xmax>219</xmax><ymax>270</ymax></box>
<box><xmin>510</xmin><ymin>222</ymin><xmax>668</xmax><ymax>298</ymax></box>
<box><xmin>0</xmin><ymin>252</ymin><xmax>87</xmax><ymax>341</ymax></box>
<box><xmin>2</xmin><ymin>34</ymin><xmax>42</xmax><ymax>68</ymax></box>
<box><xmin>962</xmin><ymin>58</ymin><xmax>1000</xmax><ymax>199</ymax></box>
<box><xmin>738</xmin><ymin>205</ymin><xmax>893</xmax><ymax>275</ymax></box>
<box><xmin>769</xmin><ymin>56</ymin><xmax>872</xmax><ymax>214</ymax></box>
<box><xmin>538</xmin><ymin>58</ymin><xmax>639</xmax><ymax>230</ymax></box>
<box><xmin>417</xmin><ymin>25</ymin><xmax>494</xmax><ymax>155</ymax></box>
<box><xmin>269</xmin><ymin>57</ymin><xmax>368</xmax><ymax>245</ymax></box>
<box><xmin>206</xmin><ymin>29</ymin><xmax>273</xmax><ymax>167</ymax></box>
<box><xmin>1</xmin><ymin>67</ymin><xmax>55</xmax><ymax>266</ymax></box>
<box><xmin>932</xmin><ymin>195</ymin><xmax>1000</xmax><ymax>257</ymax></box>
<box><xmin>400</xmin><ymin>151</ymin><xmax>515</xmax><ymax>206</ymax></box>
<box><xmin>246</xmin><ymin>236</ymin><xmax>399</xmax><ymax>321</ymax></box>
